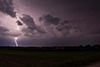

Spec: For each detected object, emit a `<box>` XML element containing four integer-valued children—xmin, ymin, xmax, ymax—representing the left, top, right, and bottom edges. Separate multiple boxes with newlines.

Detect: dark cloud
<box><xmin>0</xmin><ymin>0</ymin><xmax>16</xmax><ymax>17</ymax></box>
<box><xmin>20</xmin><ymin>14</ymin><xmax>46</xmax><ymax>37</ymax></box>
<box><xmin>39</xmin><ymin>14</ymin><xmax>73</xmax><ymax>36</ymax></box>
<box><xmin>56</xmin><ymin>20</ymin><xmax>71</xmax><ymax>36</ymax></box>
<box><xmin>22</xmin><ymin>27</ymin><xmax>45</xmax><ymax>37</ymax></box>
<box><xmin>16</xmin><ymin>20</ymin><xmax>23</xmax><ymax>26</ymax></box>
<box><xmin>20</xmin><ymin>14</ymin><xmax>36</xmax><ymax>29</ymax></box>
<box><xmin>56</xmin><ymin>20</ymin><xmax>70</xmax><ymax>31</ymax></box>
<box><xmin>21</xmin><ymin>28</ymin><xmax>35</xmax><ymax>37</ymax></box>
<box><xmin>73</xmin><ymin>26</ymin><xmax>82</xmax><ymax>33</ymax></box>
<box><xmin>20</xmin><ymin>14</ymin><xmax>37</xmax><ymax>36</ymax></box>
<box><xmin>0</xmin><ymin>26</ymin><xmax>9</xmax><ymax>32</ymax></box>
<box><xmin>36</xmin><ymin>26</ymin><xmax>46</xmax><ymax>34</ymax></box>
<box><xmin>39</xmin><ymin>14</ymin><xmax>60</xmax><ymax>25</ymax></box>
<box><xmin>22</xmin><ymin>27</ymin><xmax>46</xmax><ymax>37</ymax></box>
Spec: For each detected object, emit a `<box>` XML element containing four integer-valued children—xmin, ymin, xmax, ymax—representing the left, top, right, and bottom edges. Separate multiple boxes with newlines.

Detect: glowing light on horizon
<box><xmin>15</xmin><ymin>37</ymin><xmax>18</xmax><ymax>47</ymax></box>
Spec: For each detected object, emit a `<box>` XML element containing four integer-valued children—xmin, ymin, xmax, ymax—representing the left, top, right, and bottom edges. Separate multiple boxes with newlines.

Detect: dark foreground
<box><xmin>86</xmin><ymin>62</ymin><xmax>100</xmax><ymax>67</ymax></box>
<box><xmin>0</xmin><ymin>47</ymin><xmax>100</xmax><ymax>67</ymax></box>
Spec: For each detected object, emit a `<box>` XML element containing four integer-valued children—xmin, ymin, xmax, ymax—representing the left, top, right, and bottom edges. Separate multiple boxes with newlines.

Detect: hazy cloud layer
<box><xmin>0</xmin><ymin>0</ymin><xmax>16</xmax><ymax>17</ymax></box>
<box><xmin>1</xmin><ymin>32</ymin><xmax>22</xmax><ymax>37</ymax></box>
<box><xmin>90</xmin><ymin>29</ymin><xmax>100</xmax><ymax>36</ymax></box>
<box><xmin>0</xmin><ymin>26</ymin><xmax>22</xmax><ymax>37</ymax></box>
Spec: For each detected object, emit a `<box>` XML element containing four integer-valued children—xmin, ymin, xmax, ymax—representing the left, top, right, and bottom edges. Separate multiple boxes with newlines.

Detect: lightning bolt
<box><xmin>15</xmin><ymin>37</ymin><xmax>18</xmax><ymax>47</ymax></box>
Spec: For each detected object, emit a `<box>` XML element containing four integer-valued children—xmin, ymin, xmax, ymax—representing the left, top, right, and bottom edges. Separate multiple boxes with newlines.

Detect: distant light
<box><xmin>15</xmin><ymin>37</ymin><xmax>18</xmax><ymax>40</ymax></box>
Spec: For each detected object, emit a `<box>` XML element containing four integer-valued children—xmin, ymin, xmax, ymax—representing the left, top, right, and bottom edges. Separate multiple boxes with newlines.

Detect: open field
<box><xmin>0</xmin><ymin>47</ymin><xmax>100</xmax><ymax>67</ymax></box>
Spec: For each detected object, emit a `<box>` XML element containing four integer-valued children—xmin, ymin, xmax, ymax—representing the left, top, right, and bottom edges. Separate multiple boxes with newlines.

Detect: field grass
<box><xmin>0</xmin><ymin>48</ymin><xmax>100</xmax><ymax>67</ymax></box>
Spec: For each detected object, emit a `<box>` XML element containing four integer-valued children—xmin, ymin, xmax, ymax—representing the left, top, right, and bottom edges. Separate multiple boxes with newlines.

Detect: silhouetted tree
<box><xmin>79</xmin><ymin>45</ymin><xmax>84</xmax><ymax>47</ymax></box>
<box><xmin>93</xmin><ymin>44</ymin><xmax>100</xmax><ymax>48</ymax></box>
<box><xmin>85</xmin><ymin>44</ymin><xmax>91</xmax><ymax>48</ymax></box>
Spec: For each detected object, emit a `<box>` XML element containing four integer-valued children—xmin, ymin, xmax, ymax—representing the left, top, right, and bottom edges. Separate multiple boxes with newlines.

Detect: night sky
<box><xmin>0</xmin><ymin>0</ymin><xmax>100</xmax><ymax>46</ymax></box>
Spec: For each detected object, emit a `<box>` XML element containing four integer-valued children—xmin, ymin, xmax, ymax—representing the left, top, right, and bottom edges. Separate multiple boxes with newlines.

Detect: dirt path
<box><xmin>86</xmin><ymin>62</ymin><xmax>100</xmax><ymax>67</ymax></box>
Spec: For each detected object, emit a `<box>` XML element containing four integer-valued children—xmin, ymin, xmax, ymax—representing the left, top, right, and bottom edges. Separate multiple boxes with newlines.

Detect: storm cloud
<box><xmin>20</xmin><ymin>14</ymin><xmax>36</xmax><ymax>29</ymax></box>
<box><xmin>0</xmin><ymin>0</ymin><xmax>100</xmax><ymax>46</ymax></box>
<box><xmin>0</xmin><ymin>26</ymin><xmax>9</xmax><ymax>32</ymax></box>
<box><xmin>39</xmin><ymin>14</ymin><xmax>60</xmax><ymax>25</ymax></box>
<box><xmin>56</xmin><ymin>20</ymin><xmax>70</xmax><ymax>31</ymax></box>
<box><xmin>56</xmin><ymin>20</ymin><xmax>71</xmax><ymax>36</ymax></box>
<box><xmin>0</xmin><ymin>0</ymin><xmax>16</xmax><ymax>17</ymax></box>
<box><xmin>20</xmin><ymin>14</ymin><xmax>46</xmax><ymax>37</ymax></box>
<box><xmin>16</xmin><ymin>20</ymin><xmax>23</xmax><ymax>26</ymax></box>
<box><xmin>39</xmin><ymin>14</ymin><xmax>72</xmax><ymax>36</ymax></box>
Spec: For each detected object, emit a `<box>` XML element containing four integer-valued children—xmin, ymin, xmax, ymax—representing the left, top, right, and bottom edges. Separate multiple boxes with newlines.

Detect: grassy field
<box><xmin>0</xmin><ymin>48</ymin><xmax>100</xmax><ymax>67</ymax></box>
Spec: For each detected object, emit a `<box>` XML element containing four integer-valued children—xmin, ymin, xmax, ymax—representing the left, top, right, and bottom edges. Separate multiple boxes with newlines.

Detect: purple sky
<box><xmin>0</xmin><ymin>0</ymin><xmax>100</xmax><ymax>46</ymax></box>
